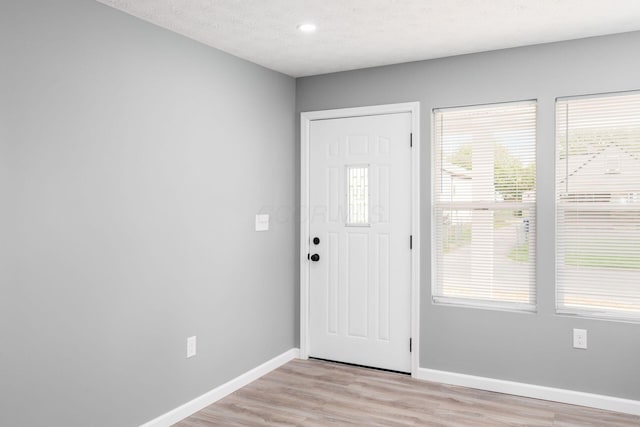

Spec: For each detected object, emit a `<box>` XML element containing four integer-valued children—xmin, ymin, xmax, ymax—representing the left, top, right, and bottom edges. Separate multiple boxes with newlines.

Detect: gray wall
<box><xmin>2</xmin><ymin>1</ymin><xmax>639</xmax><ymax>425</ymax></box>
<box><xmin>296</xmin><ymin>32</ymin><xmax>640</xmax><ymax>400</ymax></box>
<box><xmin>0</xmin><ymin>1</ymin><xmax>296</xmax><ymax>426</ymax></box>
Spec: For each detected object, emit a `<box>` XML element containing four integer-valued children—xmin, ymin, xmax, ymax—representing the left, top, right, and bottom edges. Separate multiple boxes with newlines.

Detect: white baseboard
<box><xmin>140</xmin><ymin>348</ymin><xmax>300</xmax><ymax>427</ymax></box>
<box><xmin>416</xmin><ymin>367</ymin><xmax>640</xmax><ymax>416</ymax></box>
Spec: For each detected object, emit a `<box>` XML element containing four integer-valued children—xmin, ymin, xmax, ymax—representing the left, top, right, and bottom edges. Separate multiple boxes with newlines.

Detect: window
<box><xmin>556</xmin><ymin>92</ymin><xmax>640</xmax><ymax>321</ymax></box>
<box><xmin>433</xmin><ymin>101</ymin><xmax>537</xmax><ymax>311</ymax></box>
<box><xmin>346</xmin><ymin>165</ymin><xmax>369</xmax><ymax>225</ymax></box>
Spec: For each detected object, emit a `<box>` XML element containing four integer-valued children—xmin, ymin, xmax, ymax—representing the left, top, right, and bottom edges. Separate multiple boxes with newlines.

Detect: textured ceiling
<box><xmin>97</xmin><ymin>0</ymin><xmax>640</xmax><ymax>77</ymax></box>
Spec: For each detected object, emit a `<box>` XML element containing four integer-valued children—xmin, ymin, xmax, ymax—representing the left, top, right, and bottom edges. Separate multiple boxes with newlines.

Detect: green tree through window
<box><xmin>448</xmin><ymin>142</ymin><xmax>535</xmax><ymax>202</ymax></box>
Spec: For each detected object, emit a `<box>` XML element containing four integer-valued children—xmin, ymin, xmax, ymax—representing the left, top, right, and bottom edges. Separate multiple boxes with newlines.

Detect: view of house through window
<box><xmin>556</xmin><ymin>91</ymin><xmax>640</xmax><ymax>320</ymax></box>
<box><xmin>433</xmin><ymin>101</ymin><xmax>537</xmax><ymax>310</ymax></box>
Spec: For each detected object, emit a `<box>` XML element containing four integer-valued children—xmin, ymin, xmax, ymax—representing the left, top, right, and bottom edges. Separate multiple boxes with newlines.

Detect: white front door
<box><xmin>308</xmin><ymin>112</ymin><xmax>412</xmax><ymax>372</ymax></box>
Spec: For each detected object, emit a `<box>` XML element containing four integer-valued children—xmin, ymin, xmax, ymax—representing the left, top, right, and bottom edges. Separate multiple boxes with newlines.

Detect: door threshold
<box><xmin>308</xmin><ymin>357</ymin><xmax>411</xmax><ymax>375</ymax></box>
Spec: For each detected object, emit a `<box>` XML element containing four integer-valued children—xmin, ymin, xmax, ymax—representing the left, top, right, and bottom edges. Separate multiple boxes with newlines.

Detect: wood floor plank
<box><xmin>174</xmin><ymin>359</ymin><xmax>640</xmax><ymax>426</ymax></box>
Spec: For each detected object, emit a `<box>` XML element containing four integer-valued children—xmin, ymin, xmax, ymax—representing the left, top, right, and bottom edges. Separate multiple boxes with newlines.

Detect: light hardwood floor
<box><xmin>175</xmin><ymin>359</ymin><xmax>640</xmax><ymax>426</ymax></box>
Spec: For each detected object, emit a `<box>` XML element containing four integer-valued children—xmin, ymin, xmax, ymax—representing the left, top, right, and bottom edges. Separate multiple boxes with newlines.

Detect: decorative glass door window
<box><xmin>347</xmin><ymin>165</ymin><xmax>369</xmax><ymax>225</ymax></box>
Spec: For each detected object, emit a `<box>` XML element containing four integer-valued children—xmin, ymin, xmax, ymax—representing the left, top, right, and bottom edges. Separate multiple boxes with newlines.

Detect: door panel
<box><xmin>308</xmin><ymin>112</ymin><xmax>412</xmax><ymax>372</ymax></box>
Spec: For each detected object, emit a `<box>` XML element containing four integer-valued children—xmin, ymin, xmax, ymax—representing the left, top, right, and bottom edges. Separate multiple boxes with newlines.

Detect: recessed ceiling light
<box><xmin>296</xmin><ymin>23</ymin><xmax>317</xmax><ymax>33</ymax></box>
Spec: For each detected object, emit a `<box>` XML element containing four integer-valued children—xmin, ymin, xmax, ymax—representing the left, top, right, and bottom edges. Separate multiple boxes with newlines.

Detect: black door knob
<box><xmin>313</xmin><ymin>237</ymin><xmax>320</xmax><ymax>245</ymax></box>
<box><xmin>310</xmin><ymin>253</ymin><xmax>320</xmax><ymax>262</ymax></box>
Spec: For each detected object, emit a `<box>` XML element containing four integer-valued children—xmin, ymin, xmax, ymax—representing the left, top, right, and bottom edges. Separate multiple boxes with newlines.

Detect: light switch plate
<box><xmin>187</xmin><ymin>336</ymin><xmax>197</xmax><ymax>358</ymax></box>
<box><xmin>255</xmin><ymin>214</ymin><xmax>269</xmax><ymax>231</ymax></box>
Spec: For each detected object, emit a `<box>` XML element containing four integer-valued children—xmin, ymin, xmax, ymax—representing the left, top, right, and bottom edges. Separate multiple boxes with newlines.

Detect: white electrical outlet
<box><xmin>187</xmin><ymin>336</ymin><xmax>197</xmax><ymax>358</ymax></box>
<box><xmin>573</xmin><ymin>329</ymin><xmax>587</xmax><ymax>349</ymax></box>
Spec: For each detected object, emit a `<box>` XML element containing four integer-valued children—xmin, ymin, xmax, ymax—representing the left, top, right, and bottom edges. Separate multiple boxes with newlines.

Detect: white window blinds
<box><xmin>556</xmin><ymin>92</ymin><xmax>640</xmax><ymax>321</ymax></box>
<box><xmin>433</xmin><ymin>101</ymin><xmax>537</xmax><ymax>311</ymax></box>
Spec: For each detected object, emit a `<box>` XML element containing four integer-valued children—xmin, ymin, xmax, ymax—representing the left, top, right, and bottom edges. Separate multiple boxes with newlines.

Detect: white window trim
<box><xmin>431</xmin><ymin>100</ymin><xmax>538</xmax><ymax>313</ymax></box>
<box><xmin>555</xmin><ymin>90</ymin><xmax>640</xmax><ymax>323</ymax></box>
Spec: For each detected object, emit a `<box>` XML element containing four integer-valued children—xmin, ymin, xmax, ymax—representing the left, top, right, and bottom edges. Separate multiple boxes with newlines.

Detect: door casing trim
<box><xmin>300</xmin><ymin>102</ymin><xmax>421</xmax><ymax>377</ymax></box>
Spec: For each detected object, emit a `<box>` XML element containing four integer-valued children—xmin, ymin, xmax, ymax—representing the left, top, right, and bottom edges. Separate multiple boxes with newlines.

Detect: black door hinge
<box><xmin>409</xmin><ymin>338</ymin><xmax>412</xmax><ymax>352</ymax></box>
<box><xmin>410</xmin><ymin>133</ymin><xmax>413</xmax><ymax>147</ymax></box>
<box><xmin>410</xmin><ymin>235</ymin><xmax>413</xmax><ymax>250</ymax></box>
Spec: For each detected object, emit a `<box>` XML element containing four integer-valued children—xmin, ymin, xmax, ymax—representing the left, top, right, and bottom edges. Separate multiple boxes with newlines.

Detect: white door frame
<box><xmin>300</xmin><ymin>102</ymin><xmax>421</xmax><ymax>377</ymax></box>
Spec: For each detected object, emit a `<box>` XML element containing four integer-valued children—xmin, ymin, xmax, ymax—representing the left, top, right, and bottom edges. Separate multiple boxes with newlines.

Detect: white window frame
<box><xmin>431</xmin><ymin>100</ymin><xmax>538</xmax><ymax>312</ymax></box>
<box><xmin>555</xmin><ymin>90</ymin><xmax>640</xmax><ymax>322</ymax></box>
